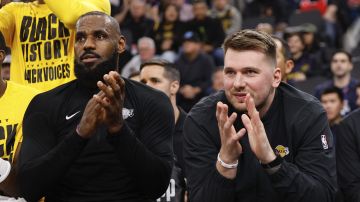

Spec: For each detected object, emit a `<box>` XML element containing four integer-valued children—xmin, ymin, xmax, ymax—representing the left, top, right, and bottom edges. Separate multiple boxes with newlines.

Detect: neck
<box><xmin>171</xmin><ymin>96</ymin><xmax>180</xmax><ymax>123</ymax></box>
<box><xmin>258</xmin><ymin>89</ymin><xmax>276</xmax><ymax>118</ymax></box>
<box><xmin>185</xmin><ymin>52</ymin><xmax>199</xmax><ymax>61</ymax></box>
<box><xmin>292</xmin><ymin>52</ymin><xmax>302</xmax><ymax>60</ymax></box>
<box><xmin>0</xmin><ymin>79</ymin><xmax>7</xmax><ymax>98</ymax></box>
<box><xmin>334</xmin><ymin>74</ymin><xmax>351</xmax><ymax>88</ymax></box>
<box><xmin>330</xmin><ymin>116</ymin><xmax>342</xmax><ymax>125</ymax></box>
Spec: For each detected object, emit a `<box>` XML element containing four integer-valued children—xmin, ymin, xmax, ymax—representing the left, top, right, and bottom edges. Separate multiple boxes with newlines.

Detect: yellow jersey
<box><xmin>0</xmin><ymin>81</ymin><xmax>39</xmax><ymax>162</ymax></box>
<box><xmin>0</xmin><ymin>0</ymin><xmax>110</xmax><ymax>92</ymax></box>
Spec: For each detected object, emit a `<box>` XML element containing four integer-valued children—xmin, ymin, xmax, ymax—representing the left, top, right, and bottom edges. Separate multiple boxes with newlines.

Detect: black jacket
<box><xmin>336</xmin><ymin>109</ymin><xmax>360</xmax><ymax>202</ymax></box>
<box><xmin>184</xmin><ymin>82</ymin><xmax>337</xmax><ymax>202</ymax></box>
<box><xmin>18</xmin><ymin>79</ymin><xmax>174</xmax><ymax>202</ymax></box>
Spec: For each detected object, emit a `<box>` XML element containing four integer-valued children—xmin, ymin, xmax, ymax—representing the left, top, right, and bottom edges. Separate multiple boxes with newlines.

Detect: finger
<box><xmin>234</xmin><ymin>128</ymin><xmax>246</xmax><ymax>141</ymax></box>
<box><xmin>93</xmin><ymin>94</ymin><xmax>111</xmax><ymax>109</ymax></box>
<box><xmin>245</xmin><ymin>94</ymin><xmax>264</xmax><ymax>129</ymax></box>
<box><xmin>118</xmin><ymin>77</ymin><xmax>125</xmax><ymax>100</ymax></box>
<box><xmin>241</xmin><ymin>113</ymin><xmax>254</xmax><ymax>136</ymax></box>
<box><xmin>216</xmin><ymin>102</ymin><xmax>223</xmax><ymax>122</ymax></box>
<box><xmin>245</xmin><ymin>94</ymin><xmax>257</xmax><ymax>118</ymax></box>
<box><xmin>97</xmin><ymin>81</ymin><xmax>115</xmax><ymax>100</ymax></box>
<box><xmin>223</xmin><ymin>112</ymin><xmax>237</xmax><ymax>134</ymax></box>
<box><xmin>104</xmin><ymin>74</ymin><xmax>121</xmax><ymax>98</ymax></box>
<box><xmin>217</xmin><ymin>103</ymin><xmax>228</xmax><ymax>129</ymax></box>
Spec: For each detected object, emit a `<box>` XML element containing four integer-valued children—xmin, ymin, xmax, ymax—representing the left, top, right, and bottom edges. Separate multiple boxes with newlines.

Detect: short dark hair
<box><xmin>223</xmin><ymin>30</ymin><xmax>277</xmax><ymax>67</ymax></box>
<box><xmin>193</xmin><ymin>0</ymin><xmax>207</xmax><ymax>5</ymax></box>
<box><xmin>140</xmin><ymin>59</ymin><xmax>180</xmax><ymax>82</ymax></box>
<box><xmin>0</xmin><ymin>31</ymin><xmax>6</xmax><ymax>52</ymax></box>
<box><xmin>272</xmin><ymin>35</ymin><xmax>292</xmax><ymax>60</ymax></box>
<box><xmin>76</xmin><ymin>11</ymin><xmax>121</xmax><ymax>35</ymax></box>
<box><xmin>321</xmin><ymin>87</ymin><xmax>344</xmax><ymax>102</ymax></box>
<box><xmin>331</xmin><ymin>50</ymin><xmax>352</xmax><ymax>63</ymax></box>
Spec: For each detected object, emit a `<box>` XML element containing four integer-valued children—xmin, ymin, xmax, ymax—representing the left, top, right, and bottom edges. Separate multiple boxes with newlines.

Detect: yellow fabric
<box><xmin>0</xmin><ymin>0</ymin><xmax>110</xmax><ymax>92</ymax></box>
<box><xmin>0</xmin><ymin>81</ymin><xmax>39</xmax><ymax>162</ymax></box>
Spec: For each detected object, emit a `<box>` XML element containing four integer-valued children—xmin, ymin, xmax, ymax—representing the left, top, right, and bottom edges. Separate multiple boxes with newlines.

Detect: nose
<box><xmin>83</xmin><ymin>36</ymin><xmax>96</xmax><ymax>50</ymax></box>
<box><xmin>233</xmin><ymin>74</ymin><xmax>246</xmax><ymax>88</ymax></box>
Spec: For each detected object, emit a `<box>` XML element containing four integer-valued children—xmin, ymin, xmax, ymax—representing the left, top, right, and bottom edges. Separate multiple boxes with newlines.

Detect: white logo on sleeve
<box><xmin>122</xmin><ymin>108</ymin><xmax>134</xmax><ymax>120</ymax></box>
<box><xmin>321</xmin><ymin>135</ymin><xmax>329</xmax><ymax>150</ymax></box>
<box><xmin>65</xmin><ymin>111</ymin><xmax>81</xmax><ymax>120</ymax></box>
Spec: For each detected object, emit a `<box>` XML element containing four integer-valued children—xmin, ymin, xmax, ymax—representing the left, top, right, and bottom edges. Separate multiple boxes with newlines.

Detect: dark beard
<box><xmin>74</xmin><ymin>52</ymin><xmax>118</xmax><ymax>88</ymax></box>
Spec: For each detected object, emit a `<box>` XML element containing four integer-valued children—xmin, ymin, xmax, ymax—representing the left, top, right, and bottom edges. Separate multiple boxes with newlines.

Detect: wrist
<box><xmin>217</xmin><ymin>153</ymin><xmax>238</xmax><ymax>169</ymax></box>
<box><xmin>260</xmin><ymin>154</ymin><xmax>283</xmax><ymax>169</ymax></box>
<box><xmin>218</xmin><ymin>150</ymin><xmax>238</xmax><ymax>165</ymax></box>
<box><xmin>259</xmin><ymin>150</ymin><xmax>276</xmax><ymax>164</ymax></box>
<box><xmin>76</xmin><ymin>124</ymin><xmax>92</xmax><ymax>139</ymax></box>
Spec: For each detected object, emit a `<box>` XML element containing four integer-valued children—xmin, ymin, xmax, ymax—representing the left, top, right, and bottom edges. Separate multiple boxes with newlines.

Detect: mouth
<box><xmin>233</xmin><ymin>92</ymin><xmax>247</xmax><ymax>101</ymax></box>
<box><xmin>80</xmin><ymin>53</ymin><xmax>100</xmax><ymax>64</ymax></box>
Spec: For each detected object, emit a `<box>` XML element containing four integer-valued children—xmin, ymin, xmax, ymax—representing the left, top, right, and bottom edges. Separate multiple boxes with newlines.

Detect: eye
<box><xmin>150</xmin><ymin>78</ymin><xmax>160</xmax><ymax>84</ymax></box>
<box><xmin>224</xmin><ymin>69</ymin><xmax>235</xmax><ymax>76</ymax></box>
<box><xmin>96</xmin><ymin>33</ymin><xmax>106</xmax><ymax>40</ymax></box>
<box><xmin>75</xmin><ymin>35</ymin><xmax>86</xmax><ymax>43</ymax></box>
<box><xmin>245</xmin><ymin>69</ymin><xmax>257</xmax><ymax>76</ymax></box>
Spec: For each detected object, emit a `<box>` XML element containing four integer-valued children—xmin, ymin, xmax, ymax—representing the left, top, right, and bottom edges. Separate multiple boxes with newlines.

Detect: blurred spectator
<box><xmin>121</xmin><ymin>37</ymin><xmax>158</xmax><ymax>78</ymax></box>
<box><xmin>175</xmin><ymin>31</ymin><xmax>215</xmax><ymax>112</ymax></box>
<box><xmin>300</xmin><ymin>23</ymin><xmax>334</xmax><ymax>77</ymax></box>
<box><xmin>323</xmin><ymin>4</ymin><xmax>344</xmax><ymax>48</ymax></box>
<box><xmin>1</xmin><ymin>54</ymin><xmax>10</xmax><ymax>80</ymax></box>
<box><xmin>172</xmin><ymin>0</ymin><xmax>194</xmax><ymax>22</ymax></box>
<box><xmin>256</xmin><ymin>23</ymin><xmax>274</xmax><ymax>34</ymax></box>
<box><xmin>286</xmin><ymin>32</ymin><xmax>317</xmax><ymax>83</ymax></box>
<box><xmin>0</xmin><ymin>31</ymin><xmax>39</xmax><ymax>196</ymax></box>
<box><xmin>209</xmin><ymin>0</ymin><xmax>242</xmax><ymax>36</ymax></box>
<box><xmin>116</xmin><ymin>0</ymin><xmax>155</xmax><ymax>48</ymax></box>
<box><xmin>186</xmin><ymin>0</ymin><xmax>225</xmax><ymax>66</ymax></box>
<box><xmin>315</xmin><ymin>50</ymin><xmax>359</xmax><ymax>115</ymax></box>
<box><xmin>140</xmin><ymin>59</ymin><xmax>187</xmax><ymax>202</ymax></box>
<box><xmin>272</xmin><ymin>36</ymin><xmax>294</xmax><ymax>83</ymax></box>
<box><xmin>320</xmin><ymin>87</ymin><xmax>344</xmax><ymax>140</ymax></box>
<box><xmin>207</xmin><ymin>66</ymin><xmax>224</xmax><ymax>94</ymax></box>
<box><xmin>154</xmin><ymin>3</ymin><xmax>184</xmax><ymax>62</ymax></box>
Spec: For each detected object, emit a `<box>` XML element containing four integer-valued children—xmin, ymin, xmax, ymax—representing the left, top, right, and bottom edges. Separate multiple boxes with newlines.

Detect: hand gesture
<box><xmin>216</xmin><ymin>102</ymin><xmax>246</xmax><ymax>164</ymax></box>
<box><xmin>77</xmin><ymin>91</ymin><xmax>106</xmax><ymax>139</ymax></box>
<box><xmin>94</xmin><ymin>71</ymin><xmax>126</xmax><ymax>134</ymax></box>
<box><xmin>241</xmin><ymin>94</ymin><xmax>276</xmax><ymax>164</ymax></box>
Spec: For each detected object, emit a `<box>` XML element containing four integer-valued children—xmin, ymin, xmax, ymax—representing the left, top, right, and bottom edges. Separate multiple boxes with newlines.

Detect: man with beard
<box><xmin>18</xmin><ymin>12</ymin><xmax>174</xmax><ymax>202</ymax></box>
<box><xmin>183</xmin><ymin>30</ymin><xmax>337</xmax><ymax>201</ymax></box>
<box><xmin>315</xmin><ymin>50</ymin><xmax>359</xmax><ymax>115</ymax></box>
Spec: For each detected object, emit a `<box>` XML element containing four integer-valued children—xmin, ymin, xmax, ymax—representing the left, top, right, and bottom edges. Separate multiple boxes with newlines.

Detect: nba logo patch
<box><xmin>321</xmin><ymin>135</ymin><xmax>328</xmax><ymax>150</ymax></box>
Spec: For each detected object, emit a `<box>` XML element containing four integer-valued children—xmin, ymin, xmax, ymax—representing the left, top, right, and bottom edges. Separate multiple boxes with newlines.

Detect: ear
<box><xmin>272</xmin><ymin>67</ymin><xmax>282</xmax><ymax>87</ymax></box>
<box><xmin>117</xmin><ymin>35</ymin><xmax>126</xmax><ymax>54</ymax></box>
<box><xmin>170</xmin><ymin>80</ymin><xmax>180</xmax><ymax>95</ymax></box>
<box><xmin>285</xmin><ymin>60</ymin><xmax>294</xmax><ymax>74</ymax></box>
<box><xmin>0</xmin><ymin>50</ymin><xmax>5</xmax><ymax>63</ymax></box>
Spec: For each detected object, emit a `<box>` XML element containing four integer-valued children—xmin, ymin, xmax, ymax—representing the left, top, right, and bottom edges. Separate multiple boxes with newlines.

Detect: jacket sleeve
<box><xmin>44</xmin><ymin>0</ymin><xmax>110</xmax><ymax>29</ymax></box>
<box><xmin>336</xmin><ymin>112</ymin><xmax>360</xmax><ymax>201</ymax></box>
<box><xmin>18</xmin><ymin>95</ymin><xmax>89</xmax><ymax>201</ymax></box>
<box><xmin>106</xmin><ymin>92</ymin><xmax>174</xmax><ymax>199</ymax></box>
<box><xmin>268</xmin><ymin>104</ymin><xmax>337</xmax><ymax>201</ymax></box>
<box><xmin>0</xmin><ymin>3</ymin><xmax>16</xmax><ymax>47</ymax></box>
<box><xmin>184</xmin><ymin>115</ymin><xmax>237</xmax><ymax>202</ymax></box>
